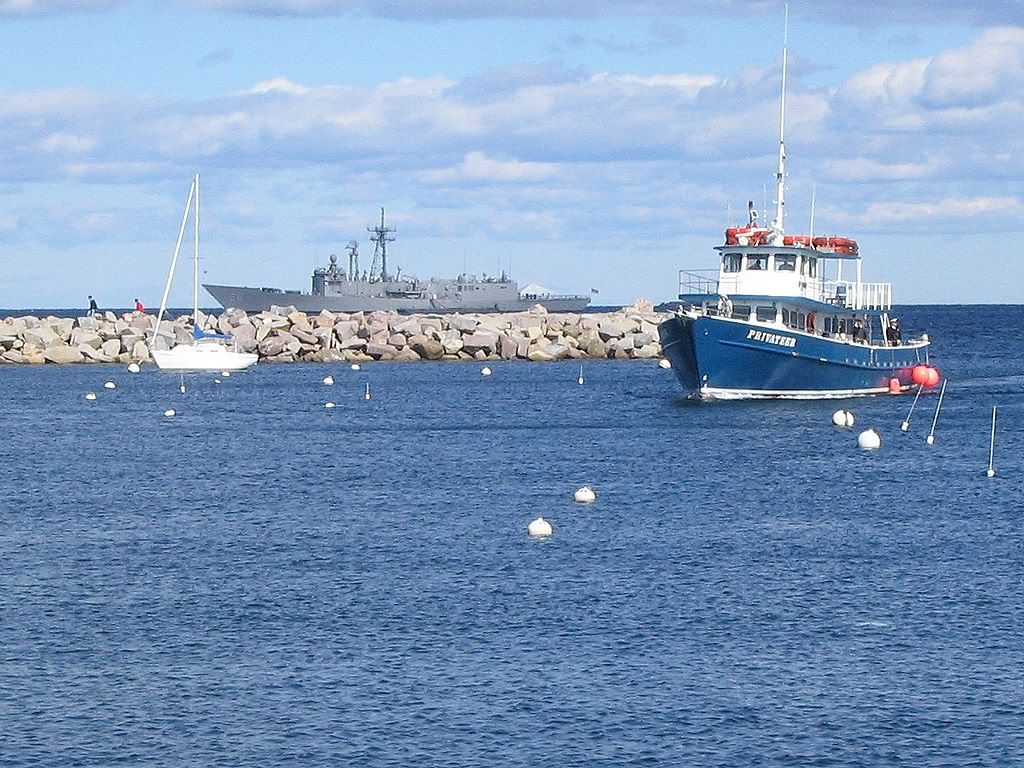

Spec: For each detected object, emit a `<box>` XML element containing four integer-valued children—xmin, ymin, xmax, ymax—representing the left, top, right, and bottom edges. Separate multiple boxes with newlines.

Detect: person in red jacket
<box><xmin>134</xmin><ymin>298</ymin><xmax>145</xmax><ymax>313</ymax></box>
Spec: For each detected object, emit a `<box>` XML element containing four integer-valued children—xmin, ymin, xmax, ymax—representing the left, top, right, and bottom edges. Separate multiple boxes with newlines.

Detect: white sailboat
<box><xmin>150</xmin><ymin>173</ymin><xmax>258</xmax><ymax>371</ymax></box>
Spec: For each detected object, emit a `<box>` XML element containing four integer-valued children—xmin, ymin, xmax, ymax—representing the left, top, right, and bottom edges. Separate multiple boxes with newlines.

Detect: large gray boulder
<box><xmin>412</xmin><ymin>338</ymin><xmax>444</xmax><ymax>360</ymax></box>
<box><xmin>366</xmin><ymin>342</ymin><xmax>398</xmax><ymax>360</ymax></box>
<box><xmin>101</xmin><ymin>339</ymin><xmax>122</xmax><ymax>358</ymax></box>
<box><xmin>131</xmin><ymin>340</ymin><xmax>150</xmax><ymax>361</ymax></box>
<box><xmin>498</xmin><ymin>334</ymin><xmax>518</xmax><ymax>359</ymax></box>
<box><xmin>462</xmin><ymin>330</ymin><xmax>499</xmax><ymax>355</ymax></box>
<box><xmin>70</xmin><ymin>328</ymin><xmax>103</xmax><ymax>349</ymax></box>
<box><xmin>450</xmin><ymin>315</ymin><xmax>479</xmax><ymax>333</ymax></box>
<box><xmin>43</xmin><ymin>345</ymin><xmax>85</xmax><ymax>364</ymax></box>
<box><xmin>258</xmin><ymin>337</ymin><xmax>287</xmax><ymax>357</ymax></box>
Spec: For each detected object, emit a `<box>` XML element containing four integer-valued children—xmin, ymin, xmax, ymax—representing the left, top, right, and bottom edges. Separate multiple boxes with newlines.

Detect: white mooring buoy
<box><xmin>901</xmin><ymin>384</ymin><xmax>924</xmax><ymax>432</ymax></box>
<box><xmin>324</xmin><ymin>402</ymin><xmax>336</xmax><ymax>409</ymax></box>
<box><xmin>481</xmin><ymin>366</ymin><xmax>492</xmax><ymax>377</ymax></box>
<box><xmin>127</xmin><ymin>362</ymin><xmax>141</xmax><ymax>374</ymax></box>
<box><xmin>986</xmin><ymin>406</ymin><xmax>997</xmax><ymax>478</ymax></box>
<box><xmin>857</xmin><ymin>428</ymin><xmax>881</xmax><ymax>450</ymax></box>
<box><xmin>577</xmin><ymin>364</ymin><xmax>584</xmax><ymax>385</ymax></box>
<box><xmin>832</xmin><ymin>409</ymin><xmax>855</xmax><ymax>428</ymax></box>
<box><xmin>658</xmin><ymin>358</ymin><xmax>672</xmax><ymax>369</ymax></box>
<box><xmin>221</xmin><ymin>371</ymin><xmax>231</xmax><ymax>377</ymax></box>
<box><xmin>364</xmin><ymin>382</ymin><xmax>371</xmax><ymax>401</ymax></box>
<box><xmin>84</xmin><ymin>392</ymin><xmax>97</xmax><ymax>401</ymax></box>
<box><xmin>214</xmin><ymin>378</ymin><xmax>222</xmax><ymax>384</ymax></box>
<box><xmin>350</xmin><ymin>363</ymin><xmax>361</xmax><ymax>371</ymax></box>
<box><xmin>574</xmin><ymin>486</ymin><xmax>597</xmax><ymax>504</ymax></box>
<box><xmin>163</xmin><ymin>409</ymin><xmax>176</xmax><ymax>417</ymax></box>
<box><xmin>179</xmin><ymin>375</ymin><xmax>186</xmax><ymax>394</ymax></box>
<box><xmin>926</xmin><ymin>379</ymin><xmax>947</xmax><ymax>445</ymax></box>
<box><xmin>104</xmin><ymin>381</ymin><xmax>116</xmax><ymax>390</ymax></box>
<box><xmin>527</xmin><ymin>517</ymin><xmax>553</xmax><ymax>537</ymax></box>
<box><xmin>322</xmin><ymin>375</ymin><xmax>335</xmax><ymax>386</ymax></box>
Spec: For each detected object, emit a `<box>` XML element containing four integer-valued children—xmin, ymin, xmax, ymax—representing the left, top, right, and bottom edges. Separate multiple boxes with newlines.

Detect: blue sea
<box><xmin>1</xmin><ymin>305</ymin><xmax>1021</xmax><ymax>767</ymax></box>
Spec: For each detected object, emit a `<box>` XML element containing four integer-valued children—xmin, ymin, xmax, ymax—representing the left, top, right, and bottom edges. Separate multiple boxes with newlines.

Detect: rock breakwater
<box><xmin>0</xmin><ymin>302</ymin><xmax>671</xmax><ymax>365</ymax></box>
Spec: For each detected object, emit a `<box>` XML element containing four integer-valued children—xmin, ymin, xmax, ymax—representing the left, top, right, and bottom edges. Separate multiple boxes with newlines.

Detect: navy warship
<box><xmin>203</xmin><ymin>209</ymin><xmax>592</xmax><ymax>313</ymax></box>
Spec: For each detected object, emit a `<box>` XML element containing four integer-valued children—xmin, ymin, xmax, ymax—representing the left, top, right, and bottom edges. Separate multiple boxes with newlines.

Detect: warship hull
<box><xmin>203</xmin><ymin>284</ymin><xmax>591</xmax><ymax>314</ymax></box>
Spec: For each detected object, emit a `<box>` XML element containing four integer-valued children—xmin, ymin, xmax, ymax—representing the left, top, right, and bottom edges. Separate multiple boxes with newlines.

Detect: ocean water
<box><xmin>0</xmin><ymin>305</ymin><xmax>1021</xmax><ymax>767</ymax></box>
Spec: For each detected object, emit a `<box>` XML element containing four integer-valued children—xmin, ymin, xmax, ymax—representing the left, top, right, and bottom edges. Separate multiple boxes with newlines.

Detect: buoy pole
<box><xmin>364</xmin><ymin>382</ymin><xmax>371</xmax><ymax>401</ymax></box>
<box><xmin>577</xmin><ymin>364</ymin><xmax>584</xmax><ymax>385</ymax></box>
<box><xmin>987</xmin><ymin>406</ymin><xmax>997</xmax><ymax>477</ymax></box>
<box><xmin>926</xmin><ymin>379</ymin><xmax>947</xmax><ymax>445</ymax></box>
<box><xmin>901</xmin><ymin>384</ymin><xmax>923</xmax><ymax>432</ymax></box>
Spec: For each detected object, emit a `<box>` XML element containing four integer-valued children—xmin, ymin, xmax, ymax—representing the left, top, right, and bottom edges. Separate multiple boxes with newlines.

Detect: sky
<box><xmin>0</xmin><ymin>0</ymin><xmax>1022</xmax><ymax>308</ymax></box>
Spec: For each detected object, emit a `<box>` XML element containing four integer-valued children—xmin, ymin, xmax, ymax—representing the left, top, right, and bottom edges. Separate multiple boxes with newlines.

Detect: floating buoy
<box><xmin>481</xmin><ymin>366</ymin><xmax>492</xmax><ymax>376</ymax></box>
<box><xmin>84</xmin><ymin>392</ymin><xmax>97</xmax><ymax>401</ymax></box>
<box><xmin>658</xmin><ymin>358</ymin><xmax>672</xmax><ymax>369</ymax></box>
<box><xmin>857</xmin><ymin>428</ymin><xmax>881</xmax><ymax>450</ymax></box>
<box><xmin>350</xmin><ymin>363</ymin><xmax>361</xmax><ymax>371</ymax></box>
<box><xmin>574</xmin><ymin>486</ymin><xmax>597</xmax><ymax>503</ymax></box>
<box><xmin>104</xmin><ymin>381</ymin><xmax>116</xmax><ymax>390</ymax></box>
<box><xmin>127</xmin><ymin>363</ymin><xmax>141</xmax><ymax>374</ymax></box>
<box><xmin>832</xmin><ymin>409</ymin><xmax>855</xmax><ymax>428</ymax></box>
<box><xmin>364</xmin><ymin>382</ymin><xmax>371</xmax><ymax>401</ymax></box>
<box><xmin>888</xmin><ymin>378</ymin><xmax>901</xmax><ymax>395</ymax></box>
<box><xmin>986</xmin><ymin>406</ymin><xmax>997</xmax><ymax>478</ymax></box>
<box><xmin>926</xmin><ymin>379</ymin><xmax>947</xmax><ymax>445</ymax></box>
<box><xmin>324</xmin><ymin>402</ymin><xmax>336</xmax><ymax>409</ymax></box>
<box><xmin>214</xmin><ymin>378</ymin><xmax>222</xmax><ymax>384</ymax></box>
<box><xmin>527</xmin><ymin>517</ymin><xmax>553</xmax><ymax>537</ymax></box>
<box><xmin>901</xmin><ymin>384</ymin><xmax>924</xmax><ymax>432</ymax></box>
<box><xmin>179</xmin><ymin>385</ymin><xmax>186</xmax><ymax>394</ymax></box>
<box><xmin>322</xmin><ymin>375</ymin><xmax>334</xmax><ymax>385</ymax></box>
<box><xmin>913</xmin><ymin>364</ymin><xmax>941</xmax><ymax>388</ymax></box>
<box><xmin>577</xmin><ymin>364</ymin><xmax>584</xmax><ymax>385</ymax></box>
<box><xmin>221</xmin><ymin>371</ymin><xmax>231</xmax><ymax>377</ymax></box>
<box><xmin>163</xmin><ymin>409</ymin><xmax>175</xmax><ymax>417</ymax></box>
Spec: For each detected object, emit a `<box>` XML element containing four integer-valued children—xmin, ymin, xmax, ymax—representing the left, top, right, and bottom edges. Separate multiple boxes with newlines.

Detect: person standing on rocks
<box><xmin>87</xmin><ymin>295</ymin><xmax>98</xmax><ymax>317</ymax></box>
<box><xmin>134</xmin><ymin>298</ymin><xmax>145</xmax><ymax>313</ymax></box>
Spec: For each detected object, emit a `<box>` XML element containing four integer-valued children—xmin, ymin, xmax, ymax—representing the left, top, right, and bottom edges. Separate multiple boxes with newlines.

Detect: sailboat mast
<box><xmin>772</xmin><ymin>5</ymin><xmax>789</xmax><ymax>240</ymax></box>
<box><xmin>193</xmin><ymin>172</ymin><xmax>200</xmax><ymax>328</ymax></box>
<box><xmin>153</xmin><ymin>177</ymin><xmax>196</xmax><ymax>345</ymax></box>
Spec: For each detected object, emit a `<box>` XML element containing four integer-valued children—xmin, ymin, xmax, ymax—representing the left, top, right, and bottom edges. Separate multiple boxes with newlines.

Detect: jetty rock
<box><xmin>0</xmin><ymin>306</ymin><xmax>676</xmax><ymax>365</ymax></box>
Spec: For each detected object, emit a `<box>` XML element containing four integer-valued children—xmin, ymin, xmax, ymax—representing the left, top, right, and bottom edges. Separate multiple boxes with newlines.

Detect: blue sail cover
<box><xmin>193</xmin><ymin>325</ymin><xmax>231</xmax><ymax>340</ymax></box>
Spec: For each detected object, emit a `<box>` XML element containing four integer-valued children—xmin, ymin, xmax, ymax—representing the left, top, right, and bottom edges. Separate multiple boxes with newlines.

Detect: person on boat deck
<box><xmin>806</xmin><ymin>311</ymin><xmax>815</xmax><ymax>333</ymax></box>
<box><xmin>747</xmin><ymin>200</ymin><xmax>758</xmax><ymax>226</ymax></box>
<box><xmin>87</xmin><ymin>295</ymin><xmax>98</xmax><ymax>316</ymax></box>
<box><xmin>886</xmin><ymin>317</ymin><xmax>901</xmax><ymax>346</ymax></box>
<box><xmin>134</xmin><ymin>298</ymin><xmax>145</xmax><ymax>313</ymax></box>
<box><xmin>852</xmin><ymin>319</ymin><xmax>868</xmax><ymax>344</ymax></box>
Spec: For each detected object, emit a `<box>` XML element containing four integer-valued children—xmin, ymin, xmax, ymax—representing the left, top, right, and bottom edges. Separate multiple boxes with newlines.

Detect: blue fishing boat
<box><xmin>658</xmin><ymin>15</ymin><xmax>933</xmax><ymax>400</ymax></box>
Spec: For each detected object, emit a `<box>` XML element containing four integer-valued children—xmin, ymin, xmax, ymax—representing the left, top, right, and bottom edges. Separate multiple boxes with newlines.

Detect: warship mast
<box><xmin>368</xmin><ymin>208</ymin><xmax>396</xmax><ymax>282</ymax></box>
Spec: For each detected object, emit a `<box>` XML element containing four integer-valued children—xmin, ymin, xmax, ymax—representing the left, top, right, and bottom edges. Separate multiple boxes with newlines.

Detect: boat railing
<box><xmin>819</xmin><ymin>280</ymin><xmax>892</xmax><ymax>310</ymax></box>
<box><xmin>677</xmin><ymin>269</ymin><xmax>720</xmax><ymax>297</ymax></box>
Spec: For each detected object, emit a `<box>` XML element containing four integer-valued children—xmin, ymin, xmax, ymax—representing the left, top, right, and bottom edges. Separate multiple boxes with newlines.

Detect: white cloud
<box><xmin>37</xmin><ymin>132</ymin><xmax>97</xmax><ymax>154</ymax></box>
<box><xmin>418</xmin><ymin>151</ymin><xmax>562</xmax><ymax>184</ymax></box>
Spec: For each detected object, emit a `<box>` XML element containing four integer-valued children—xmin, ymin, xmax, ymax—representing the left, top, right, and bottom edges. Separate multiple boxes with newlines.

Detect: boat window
<box><xmin>807</xmin><ymin>257</ymin><xmax>817</xmax><ymax>277</ymax></box>
<box><xmin>731</xmin><ymin>304</ymin><xmax>751</xmax><ymax>320</ymax></box>
<box><xmin>824</xmin><ymin>317</ymin><xmax>833</xmax><ymax>335</ymax></box>
<box><xmin>781</xmin><ymin>308</ymin><xmax>790</xmax><ymax>326</ymax></box>
<box><xmin>756</xmin><ymin>305</ymin><xmax>776</xmax><ymax>322</ymax></box>
<box><xmin>723</xmin><ymin>253</ymin><xmax>742</xmax><ymax>273</ymax></box>
<box><xmin>746</xmin><ymin>255</ymin><xmax>767</xmax><ymax>271</ymax></box>
<box><xmin>775</xmin><ymin>254</ymin><xmax>796</xmax><ymax>271</ymax></box>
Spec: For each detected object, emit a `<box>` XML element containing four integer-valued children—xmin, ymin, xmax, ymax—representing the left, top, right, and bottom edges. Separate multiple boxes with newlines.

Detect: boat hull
<box><xmin>152</xmin><ymin>343</ymin><xmax>258</xmax><ymax>372</ymax></box>
<box><xmin>203</xmin><ymin>284</ymin><xmax>591</xmax><ymax>314</ymax></box>
<box><xmin>658</xmin><ymin>313</ymin><xmax>929</xmax><ymax>399</ymax></box>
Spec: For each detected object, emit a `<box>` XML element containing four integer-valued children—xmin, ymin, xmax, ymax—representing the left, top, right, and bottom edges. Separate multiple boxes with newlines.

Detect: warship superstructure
<box><xmin>204</xmin><ymin>209</ymin><xmax>591</xmax><ymax>313</ymax></box>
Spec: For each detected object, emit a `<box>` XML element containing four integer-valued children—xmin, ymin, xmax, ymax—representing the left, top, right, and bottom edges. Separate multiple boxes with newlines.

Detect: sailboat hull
<box><xmin>152</xmin><ymin>343</ymin><xmax>257</xmax><ymax>371</ymax></box>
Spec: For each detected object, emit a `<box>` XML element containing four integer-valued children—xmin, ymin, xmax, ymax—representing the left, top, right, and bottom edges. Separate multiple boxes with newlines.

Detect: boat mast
<box><xmin>152</xmin><ymin>177</ymin><xmax>196</xmax><ymax>346</ymax></box>
<box><xmin>193</xmin><ymin>172</ymin><xmax>200</xmax><ymax>328</ymax></box>
<box><xmin>770</xmin><ymin>5</ymin><xmax>789</xmax><ymax>243</ymax></box>
<box><xmin>368</xmin><ymin>207</ymin><xmax>396</xmax><ymax>282</ymax></box>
